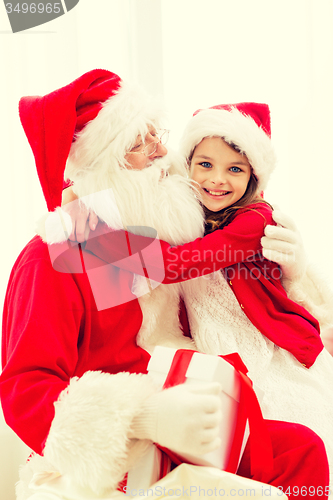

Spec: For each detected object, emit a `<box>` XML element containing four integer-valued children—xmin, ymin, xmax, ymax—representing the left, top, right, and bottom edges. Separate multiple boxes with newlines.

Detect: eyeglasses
<box><xmin>127</xmin><ymin>129</ymin><xmax>169</xmax><ymax>157</ymax></box>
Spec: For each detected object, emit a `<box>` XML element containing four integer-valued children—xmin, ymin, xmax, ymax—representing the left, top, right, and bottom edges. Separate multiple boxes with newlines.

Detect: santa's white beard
<box><xmin>77</xmin><ymin>155</ymin><xmax>205</xmax><ymax>245</ymax></box>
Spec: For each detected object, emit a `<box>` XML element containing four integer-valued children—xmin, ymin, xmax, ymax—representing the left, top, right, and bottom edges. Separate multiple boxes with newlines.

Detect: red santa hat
<box><xmin>180</xmin><ymin>102</ymin><xmax>276</xmax><ymax>191</ymax></box>
<box><xmin>19</xmin><ymin>69</ymin><xmax>164</xmax><ymax>211</ymax></box>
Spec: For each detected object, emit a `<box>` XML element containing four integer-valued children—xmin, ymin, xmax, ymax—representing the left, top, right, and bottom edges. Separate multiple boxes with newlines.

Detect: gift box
<box><xmin>126</xmin><ymin>444</ymin><xmax>165</xmax><ymax>494</ymax></box>
<box><xmin>147</xmin><ymin>346</ymin><xmax>247</xmax><ymax>470</ymax></box>
<box><xmin>126</xmin><ymin>347</ymin><xmax>271</xmax><ymax>493</ymax></box>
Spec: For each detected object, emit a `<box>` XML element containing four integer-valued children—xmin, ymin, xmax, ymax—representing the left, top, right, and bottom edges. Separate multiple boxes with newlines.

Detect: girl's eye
<box><xmin>200</xmin><ymin>162</ymin><xmax>212</xmax><ymax>169</ymax></box>
<box><xmin>230</xmin><ymin>166</ymin><xmax>241</xmax><ymax>173</ymax></box>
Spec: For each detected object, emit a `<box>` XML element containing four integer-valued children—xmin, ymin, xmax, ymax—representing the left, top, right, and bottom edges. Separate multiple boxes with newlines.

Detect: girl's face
<box><xmin>190</xmin><ymin>137</ymin><xmax>252</xmax><ymax>212</ymax></box>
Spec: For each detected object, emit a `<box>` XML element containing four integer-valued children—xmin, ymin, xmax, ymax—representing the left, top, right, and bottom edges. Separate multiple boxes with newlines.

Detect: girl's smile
<box><xmin>189</xmin><ymin>137</ymin><xmax>252</xmax><ymax>212</ymax></box>
<box><xmin>202</xmin><ymin>188</ymin><xmax>231</xmax><ymax>197</ymax></box>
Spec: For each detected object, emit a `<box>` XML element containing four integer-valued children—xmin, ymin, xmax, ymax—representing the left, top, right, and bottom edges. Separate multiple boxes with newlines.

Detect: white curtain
<box><xmin>1</xmin><ymin>1</ymin><xmax>333</xmax><ymax>498</ymax></box>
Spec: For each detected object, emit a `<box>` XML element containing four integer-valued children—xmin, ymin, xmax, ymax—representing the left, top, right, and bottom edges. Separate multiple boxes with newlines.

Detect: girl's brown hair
<box><xmin>188</xmin><ymin>139</ymin><xmax>272</xmax><ymax>235</ymax></box>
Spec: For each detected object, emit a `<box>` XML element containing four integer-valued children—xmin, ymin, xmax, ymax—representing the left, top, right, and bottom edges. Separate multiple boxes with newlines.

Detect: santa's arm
<box><xmin>261</xmin><ymin>210</ymin><xmax>333</xmax><ymax>331</ymax></box>
<box><xmin>0</xmin><ymin>259</ymin><xmax>156</xmax><ymax>496</ymax></box>
<box><xmin>42</xmin><ymin>371</ymin><xmax>156</xmax><ymax>495</ymax></box>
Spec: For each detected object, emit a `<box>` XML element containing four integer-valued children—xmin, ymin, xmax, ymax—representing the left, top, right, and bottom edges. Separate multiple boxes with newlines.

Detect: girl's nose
<box><xmin>211</xmin><ymin>172</ymin><xmax>226</xmax><ymax>184</ymax></box>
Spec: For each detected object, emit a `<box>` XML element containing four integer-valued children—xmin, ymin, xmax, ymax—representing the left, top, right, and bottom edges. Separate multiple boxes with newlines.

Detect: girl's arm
<box><xmin>66</xmin><ymin>199</ymin><xmax>333</xmax><ymax>331</ymax></box>
<box><xmin>62</xmin><ymin>186</ymin><xmax>98</xmax><ymax>242</ymax></box>
<box><xmin>61</xmin><ymin>195</ymin><xmax>308</xmax><ymax>287</ymax></box>
<box><xmin>84</xmin><ymin>204</ymin><xmax>272</xmax><ymax>284</ymax></box>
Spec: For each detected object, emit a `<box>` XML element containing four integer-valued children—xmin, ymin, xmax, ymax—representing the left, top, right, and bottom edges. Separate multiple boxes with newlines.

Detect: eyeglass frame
<box><xmin>126</xmin><ymin>129</ymin><xmax>170</xmax><ymax>157</ymax></box>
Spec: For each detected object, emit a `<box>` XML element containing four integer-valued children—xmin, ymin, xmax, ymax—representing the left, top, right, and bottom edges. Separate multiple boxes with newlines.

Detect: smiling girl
<box><xmin>176</xmin><ymin>102</ymin><xmax>333</xmax><ymax>486</ymax></box>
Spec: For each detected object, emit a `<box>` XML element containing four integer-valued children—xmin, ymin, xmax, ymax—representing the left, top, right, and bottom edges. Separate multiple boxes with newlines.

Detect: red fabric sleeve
<box><xmin>84</xmin><ymin>204</ymin><xmax>272</xmax><ymax>285</ymax></box>
<box><xmin>1</xmin><ymin>255</ymin><xmax>83</xmax><ymax>454</ymax></box>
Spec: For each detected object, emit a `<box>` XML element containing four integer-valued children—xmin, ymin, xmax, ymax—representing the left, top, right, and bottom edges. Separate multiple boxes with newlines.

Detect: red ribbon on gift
<box><xmin>157</xmin><ymin>349</ymin><xmax>273</xmax><ymax>479</ymax></box>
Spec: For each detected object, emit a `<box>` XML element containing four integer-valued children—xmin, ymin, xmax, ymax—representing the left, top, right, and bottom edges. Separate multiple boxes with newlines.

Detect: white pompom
<box><xmin>36</xmin><ymin>208</ymin><xmax>73</xmax><ymax>244</ymax></box>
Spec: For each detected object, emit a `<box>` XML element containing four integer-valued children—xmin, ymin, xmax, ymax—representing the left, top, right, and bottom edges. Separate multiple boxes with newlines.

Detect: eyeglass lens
<box><xmin>144</xmin><ymin>130</ymin><xmax>169</xmax><ymax>156</ymax></box>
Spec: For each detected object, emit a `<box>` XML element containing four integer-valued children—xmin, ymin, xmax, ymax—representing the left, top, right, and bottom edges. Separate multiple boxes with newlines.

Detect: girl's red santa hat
<box><xmin>19</xmin><ymin>69</ymin><xmax>164</xmax><ymax>211</ymax></box>
<box><xmin>180</xmin><ymin>102</ymin><xmax>276</xmax><ymax>191</ymax></box>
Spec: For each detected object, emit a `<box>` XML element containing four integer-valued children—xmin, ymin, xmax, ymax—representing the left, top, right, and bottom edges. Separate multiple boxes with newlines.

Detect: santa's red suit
<box><xmin>0</xmin><ymin>70</ymin><xmax>330</xmax><ymax>499</ymax></box>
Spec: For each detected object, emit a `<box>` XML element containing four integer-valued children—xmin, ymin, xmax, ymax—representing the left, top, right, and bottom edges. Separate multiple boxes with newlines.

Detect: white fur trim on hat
<box><xmin>180</xmin><ymin>108</ymin><xmax>276</xmax><ymax>191</ymax></box>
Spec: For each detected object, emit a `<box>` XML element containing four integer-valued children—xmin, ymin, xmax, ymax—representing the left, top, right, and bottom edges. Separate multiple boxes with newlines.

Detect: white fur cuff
<box><xmin>43</xmin><ymin>371</ymin><xmax>156</xmax><ymax>496</ymax></box>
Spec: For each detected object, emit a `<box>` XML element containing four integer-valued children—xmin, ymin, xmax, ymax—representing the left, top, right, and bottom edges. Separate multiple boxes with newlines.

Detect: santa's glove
<box><xmin>130</xmin><ymin>382</ymin><xmax>222</xmax><ymax>456</ymax></box>
<box><xmin>261</xmin><ymin>209</ymin><xmax>307</xmax><ymax>282</ymax></box>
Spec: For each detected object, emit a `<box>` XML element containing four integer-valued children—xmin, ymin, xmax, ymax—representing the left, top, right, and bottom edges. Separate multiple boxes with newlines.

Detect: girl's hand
<box><xmin>261</xmin><ymin>210</ymin><xmax>306</xmax><ymax>282</ymax></box>
<box><xmin>61</xmin><ymin>187</ymin><xmax>99</xmax><ymax>242</ymax></box>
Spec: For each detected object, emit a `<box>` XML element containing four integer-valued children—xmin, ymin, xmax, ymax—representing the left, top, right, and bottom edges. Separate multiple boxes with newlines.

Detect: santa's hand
<box><xmin>62</xmin><ymin>186</ymin><xmax>99</xmax><ymax>242</ymax></box>
<box><xmin>261</xmin><ymin>210</ymin><xmax>307</xmax><ymax>282</ymax></box>
<box><xmin>130</xmin><ymin>382</ymin><xmax>222</xmax><ymax>456</ymax></box>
